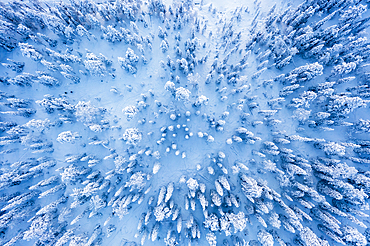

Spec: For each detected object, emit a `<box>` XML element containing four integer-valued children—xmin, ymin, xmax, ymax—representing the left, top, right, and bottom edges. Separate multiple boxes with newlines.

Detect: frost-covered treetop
<box><xmin>175</xmin><ymin>86</ymin><xmax>191</xmax><ymax>102</ymax></box>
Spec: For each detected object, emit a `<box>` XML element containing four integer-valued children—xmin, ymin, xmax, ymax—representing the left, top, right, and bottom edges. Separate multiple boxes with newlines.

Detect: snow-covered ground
<box><xmin>0</xmin><ymin>0</ymin><xmax>370</xmax><ymax>245</ymax></box>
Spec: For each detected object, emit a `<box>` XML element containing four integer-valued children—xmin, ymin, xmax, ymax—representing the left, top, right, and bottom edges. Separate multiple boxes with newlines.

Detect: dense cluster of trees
<box><xmin>0</xmin><ymin>0</ymin><xmax>370</xmax><ymax>245</ymax></box>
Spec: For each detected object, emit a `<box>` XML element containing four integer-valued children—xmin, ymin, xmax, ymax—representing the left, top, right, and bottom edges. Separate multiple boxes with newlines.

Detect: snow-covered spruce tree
<box><xmin>122</xmin><ymin>128</ymin><xmax>142</xmax><ymax>146</ymax></box>
<box><xmin>285</xmin><ymin>62</ymin><xmax>323</xmax><ymax>84</ymax></box>
<box><xmin>83</xmin><ymin>52</ymin><xmax>107</xmax><ymax>76</ymax></box>
<box><xmin>118</xmin><ymin>47</ymin><xmax>140</xmax><ymax>74</ymax></box>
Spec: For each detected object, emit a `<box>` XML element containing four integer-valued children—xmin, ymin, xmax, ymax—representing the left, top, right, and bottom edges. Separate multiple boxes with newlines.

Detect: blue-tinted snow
<box><xmin>0</xmin><ymin>0</ymin><xmax>370</xmax><ymax>245</ymax></box>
